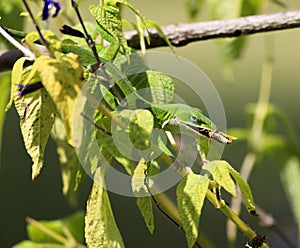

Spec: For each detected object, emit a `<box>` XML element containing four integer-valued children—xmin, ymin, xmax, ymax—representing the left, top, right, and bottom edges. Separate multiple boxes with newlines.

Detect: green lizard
<box><xmin>97</xmin><ymin>60</ymin><xmax>236</xmax><ymax>144</ymax></box>
<box><xmin>61</xmin><ymin>6</ymin><xmax>236</xmax><ymax>144</ymax></box>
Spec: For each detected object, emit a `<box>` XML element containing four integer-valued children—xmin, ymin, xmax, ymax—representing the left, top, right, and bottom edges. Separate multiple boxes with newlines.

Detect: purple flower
<box><xmin>42</xmin><ymin>0</ymin><xmax>61</xmax><ymax>20</ymax></box>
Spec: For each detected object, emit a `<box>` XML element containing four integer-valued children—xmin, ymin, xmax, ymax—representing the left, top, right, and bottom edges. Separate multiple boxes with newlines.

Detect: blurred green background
<box><xmin>1</xmin><ymin>0</ymin><xmax>300</xmax><ymax>247</ymax></box>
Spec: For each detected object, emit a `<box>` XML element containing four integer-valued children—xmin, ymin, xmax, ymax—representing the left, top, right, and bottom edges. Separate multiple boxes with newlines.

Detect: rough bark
<box><xmin>1</xmin><ymin>10</ymin><xmax>300</xmax><ymax>72</ymax></box>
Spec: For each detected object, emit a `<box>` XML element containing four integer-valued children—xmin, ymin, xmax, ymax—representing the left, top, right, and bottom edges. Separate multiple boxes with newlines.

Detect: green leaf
<box><xmin>128</xmin><ymin>109</ymin><xmax>154</xmax><ymax>150</ymax></box>
<box><xmin>14</xmin><ymin>87</ymin><xmax>56</xmax><ymax>179</ymax></box>
<box><xmin>90</xmin><ymin>5</ymin><xmax>129</xmax><ymax>54</ymax></box>
<box><xmin>176</xmin><ymin>174</ymin><xmax>209</xmax><ymax>248</ymax></box>
<box><xmin>85</xmin><ymin>166</ymin><xmax>125</xmax><ymax>248</ymax></box>
<box><xmin>227</xmin><ymin>162</ymin><xmax>256</xmax><ymax>213</ymax></box>
<box><xmin>203</xmin><ymin>160</ymin><xmax>237</xmax><ymax>197</ymax></box>
<box><xmin>136</xmin><ymin>197</ymin><xmax>154</xmax><ymax>233</ymax></box>
<box><xmin>94</xmin><ymin>114</ymin><xmax>134</xmax><ymax>175</ymax></box>
<box><xmin>36</xmin><ymin>54</ymin><xmax>83</xmax><ymax>146</ymax></box>
<box><xmin>128</xmin><ymin>70</ymin><xmax>174</xmax><ymax>104</ymax></box>
<box><xmin>198</xmin><ymin>138</ymin><xmax>210</xmax><ymax>161</ymax></box>
<box><xmin>281</xmin><ymin>156</ymin><xmax>300</xmax><ymax>245</ymax></box>
<box><xmin>155</xmin><ymin>130</ymin><xmax>174</xmax><ymax>157</ymax></box>
<box><xmin>110</xmin><ymin>0</ymin><xmax>145</xmax><ymax>20</ymax></box>
<box><xmin>145</xmin><ymin>71</ymin><xmax>174</xmax><ymax>104</ymax></box>
<box><xmin>27</xmin><ymin>211</ymin><xmax>85</xmax><ymax>244</ymax></box>
<box><xmin>52</xmin><ymin>118</ymin><xmax>84</xmax><ymax>206</ymax></box>
<box><xmin>100</xmin><ymin>84</ymin><xmax>117</xmax><ymax>110</ymax></box>
<box><xmin>106</xmin><ymin>0</ymin><xmax>147</xmax><ymax>32</ymax></box>
<box><xmin>132</xmin><ymin>159</ymin><xmax>148</xmax><ymax>195</ymax></box>
<box><xmin>61</xmin><ymin>43</ymin><xmax>97</xmax><ymax>68</ymax></box>
<box><xmin>110</xmin><ymin>109</ymin><xmax>154</xmax><ymax>162</ymax></box>
<box><xmin>132</xmin><ymin>159</ymin><xmax>155</xmax><ymax>234</ymax></box>
<box><xmin>144</xmin><ymin>20</ymin><xmax>174</xmax><ymax>51</ymax></box>
<box><xmin>13</xmin><ymin>240</ymin><xmax>64</xmax><ymax>248</ymax></box>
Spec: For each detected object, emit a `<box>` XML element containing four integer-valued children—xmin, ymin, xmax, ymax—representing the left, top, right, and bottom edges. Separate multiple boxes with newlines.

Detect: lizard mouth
<box><xmin>163</xmin><ymin>117</ymin><xmax>236</xmax><ymax>144</ymax></box>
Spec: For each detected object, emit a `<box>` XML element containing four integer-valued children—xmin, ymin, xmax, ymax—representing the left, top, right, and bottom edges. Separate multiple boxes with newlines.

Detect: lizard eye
<box><xmin>189</xmin><ymin>114</ymin><xmax>198</xmax><ymax>123</ymax></box>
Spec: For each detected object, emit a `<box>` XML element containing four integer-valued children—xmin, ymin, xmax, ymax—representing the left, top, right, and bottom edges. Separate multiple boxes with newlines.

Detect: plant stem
<box><xmin>206</xmin><ymin>191</ymin><xmax>270</xmax><ymax>248</ymax></box>
<box><xmin>26</xmin><ymin>217</ymin><xmax>69</xmax><ymax>245</ymax></box>
<box><xmin>22</xmin><ymin>0</ymin><xmax>54</xmax><ymax>57</ymax></box>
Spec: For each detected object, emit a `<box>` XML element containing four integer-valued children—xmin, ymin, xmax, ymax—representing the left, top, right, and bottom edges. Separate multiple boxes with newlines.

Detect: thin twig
<box><xmin>71</xmin><ymin>0</ymin><xmax>101</xmax><ymax>66</ymax></box>
<box><xmin>21</xmin><ymin>0</ymin><xmax>54</xmax><ymax>57</ymax></box>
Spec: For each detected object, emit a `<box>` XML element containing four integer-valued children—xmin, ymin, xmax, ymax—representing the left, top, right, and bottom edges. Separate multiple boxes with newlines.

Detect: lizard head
<box><xmin>160</xmin><ymin>104</ymin><xmax>236</xmax><ymax>144</ymax></box>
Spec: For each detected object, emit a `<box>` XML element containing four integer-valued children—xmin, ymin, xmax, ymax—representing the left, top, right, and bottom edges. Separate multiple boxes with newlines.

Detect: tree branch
<box><xmin>1</xmin><ymin>10</ymin><xmax>300</xmax><ymax>72</ymax></box>
<box><xmin>126</xmin><ymin>9</ymin><xmax>300</xmax><ymax>49</ymax></box>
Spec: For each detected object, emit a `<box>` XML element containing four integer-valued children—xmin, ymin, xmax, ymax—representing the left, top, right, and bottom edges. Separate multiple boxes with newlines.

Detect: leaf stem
<box><xmin>206</xmin><ymin>191</ymin><xmax>269</xmax><ymax>248</ymax></box>
<box><xmin>22</xmin><ymin>0</ymin><xmax>54</xmax><ymax>57</ymax></box>
<box><xmin>26</xmin><ymin>217</ymin><xmax>69</xmax><ymax>244</ymax></box>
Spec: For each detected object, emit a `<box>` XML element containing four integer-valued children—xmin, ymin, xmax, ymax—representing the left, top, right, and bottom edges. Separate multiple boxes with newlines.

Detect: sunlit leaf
<box><xmin>176</xmin><ymin>174</ymin><xmax>209</xmax><ymax>248</ymax></box>
<box><xmin>227</xmin><ymin>162</ymin><xmax>256</xmax><ymax>214</ymax></box>
<box><xmin>52</xmin><ymin>118</ymin><xmax>84</xmax><ymax>206</ymax></box>
<box><xmin>13</xmin><ymin>240</ymin><xmax>64</xmax><ymax>248</ymax></box>
<box><xmin>36</xmin><ymin>54</ymin><xmax>83</xmax><ymax>146</ymax></box>
<box><xmin>132</xmin><ymin>159</ymin><xmax>154</xmax><ymax>234</ymax></box>
<box><xmin>127</xmin><ymin>70</ymin><xmax>174</xmax><ymax>105</ymax></box>
<box><xmin>144</xmin><ymin>20</ymin><xmax>174</xmax><ymax>50</ymax></box>
<box><xmin>7</xmin><ymin>57</ymin><xmax>28</xmax><ymax>110</ymax></box>
<box><xmin>27</xmin><ymin>211</ymin><xmax>84</xmax><ymax>244</ymax></box>
<box><xmin>94</xmin><ymin>114</ymin><xmax>134</xmax><ymax>175</ymax></box>
<box><xmin>100</xmin><ymin>84</ymin><xmax>116</xmax><ymax>110</ymax></box>
<box><xmin>128</xmin><ymin>109</ymin><xmax>154</xmax><ymax>150</ymax></box>
<box><xmin>14</xmin><ymin>86</ymin><xmax>56</xmax><ymax>179</ymax></box>
<box><xmin>90</xmin><ymin>5</ymin><xmax>129</xmax><ymax>54</ymax></box>
<box><xmin>85</xmin><ymin>166</ymin><xmax>125</xmax><ymax>248</ymax></box>
<box><xmin>203</xmin><ymin>160</ymin><xmax>237</xmax><ymax>197</ymax></box>
<box><xmin>61</xmin><ymin>43</ymin><xmax>97</xmax><ymax>68</ymax></box>
<box><xmin>110</xmin><ymin>109</ymin><xmax>154</xmax><ymax>163</ymax></box>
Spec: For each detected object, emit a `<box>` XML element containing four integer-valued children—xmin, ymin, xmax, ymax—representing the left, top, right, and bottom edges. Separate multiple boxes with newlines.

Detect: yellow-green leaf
<box><xmin>136</xmin><ymin>197</ymin><xmax>154</xmax><ymax>234</ymax></box>
<box><xmin>203</xmin><ymin>160</ymin><xmax>237</xmax><ymax>197</ymax></box>
<box><xmin>90</xmin><ymin>5</ymin><xmax>129</xmax><ymax>54</ymax></box>
<box><xmin>132</xmin><ymin>159</ymin><xmax>155</xmax><ymax>234</ymax></box>
<box><xmin>176</xmin><ymin>174</ymin><xmax>209</xmax><ymax>248</ymax></box>
<box><xmin>36</xmin><ymin>54</ymin><xmax>83</xmax><ymax>146</ymax></box>
<box><xmin>13</xmin><ymin>240</ymin><xmax>64</xmax><ymax>248</ymax></box>
<box><xmin>14</xmin><ymin>88</ymin><xmax>56</xmax><ymax>179</ymax></box>
<box><xmin>52</xmin><ymin>118</ymin><xmax>84</xmax><ymax>206</ymax></box>
<box><xmin>227</xmin><ymin>162</ymin><xmax>256</xmax><ymax>214</ymax></box>
<box><xmin>6</xmin><ymin>57</ymin><xmax>28</xmax><ymax>110</ymax></box>
<box><xmin>85</xmin><ymin>166</ymin><xmax>125</xmax><ymax>248</ymax></box>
